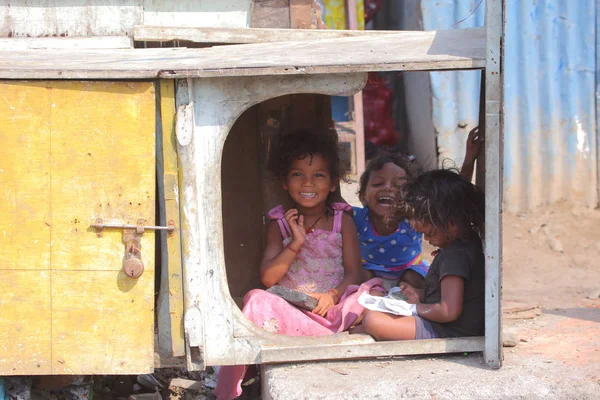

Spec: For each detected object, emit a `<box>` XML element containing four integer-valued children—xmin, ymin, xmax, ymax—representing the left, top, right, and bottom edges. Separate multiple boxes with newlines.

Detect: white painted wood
<box><xmin>142</xmin><ymin>0</ymin><xmax>251</xmax><ymax>28</ymax></box>
<box><xmin>0</xmin><ymin>1</ymin><xmax>252</xmax><ymax>38</ymax></box>
<box><xmin>133</xmin><ymin>25</ymin><xmax>411</xmax><ymax>44</ymax></box>
<box><xmin>483</xmin><ymin>0</ymin><xmax>504</xmax><ymax>369</ymax></box>
<box><xmin>0</xmin><ymin>1</ymin><xmax>143</xmax><ymax>38</ymax></box>
<box><xmin>177</xmin><ymin>73</ymin><xmax>368</xmax><ymax>366</ymax></box>
<box><xmin>352</xmin><ymin>92</ymin><xmax>366</xmax><ymax>177</ymax></box>
<box><xmin>0</xmin><ymin>27</ymin><xmax>485</xmax><ymax>79</ymax></box>
<box><xmin>0</xmin><ymin>36</ymin><xmax>132</xmax><ymax>50</ymax></box>
<box><xmin>260</xmin><ymin>337</ymin><xmax>484</xmax><ymax>364</ymax></box>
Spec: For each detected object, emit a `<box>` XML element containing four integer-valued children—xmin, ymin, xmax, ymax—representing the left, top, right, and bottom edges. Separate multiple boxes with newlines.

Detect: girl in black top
<box><xmin>353</xmin><ymin>168</ymin><xmax>485</xmax><ymax>340</ymax></box>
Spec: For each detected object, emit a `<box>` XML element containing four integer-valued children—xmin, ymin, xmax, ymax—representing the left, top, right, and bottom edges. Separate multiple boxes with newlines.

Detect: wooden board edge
<box><xmin>260</xmin><ymin>337</ymin><xmax>485</xmax><ymax>364</ymax></box>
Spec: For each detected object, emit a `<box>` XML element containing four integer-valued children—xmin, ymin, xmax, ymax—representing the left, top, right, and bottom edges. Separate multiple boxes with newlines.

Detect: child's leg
<box><xmin>399</xmin><ymin>269</ymin><xmax>425</xmax><ymax>289</ymax></box>
<box><xmin>360</xmin><ymin>310</ymin><xmax>417</xmax><ymax>340</ymax></box>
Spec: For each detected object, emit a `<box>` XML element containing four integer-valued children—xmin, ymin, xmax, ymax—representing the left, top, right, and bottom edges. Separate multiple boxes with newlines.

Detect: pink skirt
<box><xmin>214</xmin><ymin>278</ymin><xmax>383</xmax><ymax>400</ymax></box>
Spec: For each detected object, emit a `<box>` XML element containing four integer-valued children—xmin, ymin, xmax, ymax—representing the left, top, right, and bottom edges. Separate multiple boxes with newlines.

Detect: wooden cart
<box><xmin>0</xmin><ymin>0</ymin><xmax>504</xmax><ymax>375</ymax></box>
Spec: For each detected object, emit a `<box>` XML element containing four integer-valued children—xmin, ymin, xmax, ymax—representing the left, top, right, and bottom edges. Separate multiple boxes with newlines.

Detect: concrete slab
<box><xmin>262</xmin><ymin>309</ymin><xmax>600</xmax><ymax>400</ymax></box>
<box><xmin>262</xmin><ymin>351</ymin><xmax>599</xmax><ymax>400</ymax></box>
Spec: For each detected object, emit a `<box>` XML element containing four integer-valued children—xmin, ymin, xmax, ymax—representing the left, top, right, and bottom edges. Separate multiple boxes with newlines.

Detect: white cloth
<box><xmin>358</xmin><ymin>289</ymin><xmax>417</xmax><ymax>316</ymax></box>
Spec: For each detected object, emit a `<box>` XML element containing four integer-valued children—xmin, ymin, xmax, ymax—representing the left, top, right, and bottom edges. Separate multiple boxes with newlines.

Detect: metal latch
<box><xmin>91</xmin><ymin>218</ymin><xmax>176</xmax><ymax>237</ymax></box>
<box><xmin>91</xmin><ymin>218</ymin><xmax>176</xmax><ymax>279</ymax></box>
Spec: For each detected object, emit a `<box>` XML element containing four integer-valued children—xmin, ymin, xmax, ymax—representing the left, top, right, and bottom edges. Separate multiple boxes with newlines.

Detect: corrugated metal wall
<box><xmin>419</xmin><ymin>0</ymin><xmax>598</xmax><ymax>212</ymax></box>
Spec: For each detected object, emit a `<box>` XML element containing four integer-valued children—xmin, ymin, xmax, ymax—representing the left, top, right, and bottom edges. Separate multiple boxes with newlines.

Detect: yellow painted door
<box><xmin>0</xmin><ymin>81</ymin><xmax>156</xmax><ymax>375</ymax></box>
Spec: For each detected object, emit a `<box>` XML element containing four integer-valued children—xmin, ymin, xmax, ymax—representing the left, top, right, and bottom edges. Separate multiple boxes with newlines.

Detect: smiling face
<box><xmin>361</xmin><ymin>162</ymin><xmax>407</xmax><ymax>221</ymax></box>
<box><xmin>282</xmin><ymin>154</ymin><xmax>336</xmax><ymax>212</ymax></box>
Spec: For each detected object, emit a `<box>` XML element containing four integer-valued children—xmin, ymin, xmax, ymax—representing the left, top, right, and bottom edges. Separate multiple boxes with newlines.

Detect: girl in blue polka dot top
<box><xmin>353</xmin><ymin>128</ymin><xmax>482</xmax><ymax>291</ymax></box>
<box><xmin>352</xmin><ymin>153</ymin><xmax>429</xmax><ymax>290</ymax></box>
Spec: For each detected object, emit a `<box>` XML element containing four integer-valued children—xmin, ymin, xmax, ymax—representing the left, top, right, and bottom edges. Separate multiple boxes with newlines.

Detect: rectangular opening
<box><xmin>218</xmin><ymin>69</ymin><xmax>492</xmax><ymax>365</ymax></box>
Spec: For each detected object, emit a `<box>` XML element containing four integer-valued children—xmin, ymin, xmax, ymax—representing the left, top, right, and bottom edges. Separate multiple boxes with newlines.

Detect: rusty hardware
<box><xmin>91</xmin><ymin>218</ymin><xmax>176</xmax><ymax>279</ymax></box>
<box><xmin>123</xmin><ymin>227</ymin><xmax>144</xmax><ymax>278</ymax></box>
<box><xmin>91</xmin><ymin>218</ymin><xmax>176</xmax><ymax>238</ymax></box>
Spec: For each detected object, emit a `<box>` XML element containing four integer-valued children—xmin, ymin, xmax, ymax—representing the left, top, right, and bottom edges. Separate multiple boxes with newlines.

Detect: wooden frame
<box><xmin>0</xmin><ymin>28</ymin><xmax>484</xmax><ymax>79</ymax></box>
<box><xmin>0</xmin><ymin>1</ymin><xmax>504</xmax><ymax>370</ymax></box>
<box><xmin>173</xmin><ymin>6</ymin><xmax>503</xmax><ymax>367</ymax></box>
<box><xmin>483</xmin><ymin>0</ymin><xmax>505</xmax><ymax>368</ymax></box>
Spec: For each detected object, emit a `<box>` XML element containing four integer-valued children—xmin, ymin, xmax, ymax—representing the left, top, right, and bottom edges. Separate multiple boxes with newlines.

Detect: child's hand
<box><xmin>399</xmin><ymin>282</ymin><xmax>423</xmax><ymax>305</ymax></box>
<box><xmin>465</xmin><ymin>126</ymin><xmax>484</xmax><ymax>163</ymax></box>
<box><xmin>309</xmin><ymin>292</ymin><xmax>336</xmax><ymax>317</ymax></box>
<box><xmin>285</xmin><ymin>208</ymin><xmax>306</xmax><ymax>250</ymax></box>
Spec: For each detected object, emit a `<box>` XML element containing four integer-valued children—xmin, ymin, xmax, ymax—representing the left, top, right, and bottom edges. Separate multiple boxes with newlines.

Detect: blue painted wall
<box><xmin>419</xmin><ymin>0</ymin><xmax>598</xmax><ymax>211</ymax></box>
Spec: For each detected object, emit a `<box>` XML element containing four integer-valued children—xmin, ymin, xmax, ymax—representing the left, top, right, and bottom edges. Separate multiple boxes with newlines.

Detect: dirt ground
<box><xmin>499</xmin><ymin>202</ymin><xmax>600</xmax><ymax>384</ymax></box>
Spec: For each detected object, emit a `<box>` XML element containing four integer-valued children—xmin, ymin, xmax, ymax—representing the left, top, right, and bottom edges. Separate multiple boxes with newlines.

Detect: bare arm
<box><xmin>334</xmin><ymin>213</ymin><xmax>363</xmax><ymax>294</ymax></box>
<box><xmin>259</xmin><ymin>221</ymin><xmax>297</xmax><ymax>288</ymax></box>
<box><xmin>460</xmin><ymin>126</ymin><xmax>483</xmax><ymax>181</ymax></box>
<box><xmin>415</xmin><ymin>275</ymin><xmax>465</xmax><ymax>323</ymax></box>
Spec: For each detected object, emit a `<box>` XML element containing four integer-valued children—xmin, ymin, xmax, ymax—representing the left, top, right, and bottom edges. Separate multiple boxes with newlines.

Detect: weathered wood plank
<box><xmin>156</xmin><ymin>80</ymin><xmax>186</xmax><ymax>358</ymax></box>
<box><xmin>49</xmin><ymin>82</ymin><xmax>156</xmax><ymax>273</ymax></box>
<box><xmin>0</xmin><ymin>36</ymin><xmax>132</xmax><ymax>50</ymax></box>
<box><xmin>46</xmin><ymin>81</ymin><xmax>156</xmax><ymax>374</ymax></box>
<box><xmin>142</xmin><ymin>0</ymin><xmax>251</xmax><ymax>29</ymax></box>
<box><xmin>51</xmin><ymin>270</ymin><xmax>154</xmax><ymax>374</ymax></box>
<box><xmin>0</xmin><ymin>271</ymin><xmax>52</xmax><ymax>374</ymax></box>
<box><xmin>483</xmin><ymin>0</ymin><xmax>505</xmax><ymax>369</ymax></box>
<box><xmin>0</xmin><ymin>1</ymin><xmax>253</xmax><ymax>38</ymax></box>
<box><xmin>179</xmin><ymin>73</ymin><xmax>367</xmax><ymax>367</ymax></box>
<box><xmin>260</xmin><ymin>337</ymin><xmax>485</xmax><ymax>364</ymax></box>
<box><xmin>0</xmin><ymin>28</ymin><xmax>485</xmax><ymax>79</ymax></box>
<box><xmin>0</xmin><ymin>82</ymin><xmax>52</xmax><ymax>271</ymax></box>
<box><xmin>0</xmin><ymin>1</ymin><xmax>143</xmax><ymax>38</ymax></box>
<box><xmin>133</xmin><ymin>25</ymin><xmax>405</xmax><ymax>43</ymax></box>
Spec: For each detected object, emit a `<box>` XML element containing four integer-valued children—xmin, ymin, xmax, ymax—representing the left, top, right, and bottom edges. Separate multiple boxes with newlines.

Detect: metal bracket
<box><xmin>122</xmin><ymin>226</ymin><xmax>144</xmax><ymax>278</ymax></box>
<box><xmin>91</xmin><ymin>218</ymin><xmax>176</xmax><ymax>238</ymax></box>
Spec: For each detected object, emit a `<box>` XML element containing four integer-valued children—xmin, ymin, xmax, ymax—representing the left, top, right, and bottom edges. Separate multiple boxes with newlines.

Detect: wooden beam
<box><xmin>345</xmin><ymin>0</ymin><xmax>366</xmax><ymax>177</ymax></box>
<box><xmin>483</xmin><ymin>0</ymin><xmax>505</xmax><ymax>369</ymax></box>
<box><xmin>346</xmin><ymin>0</ymin><xmax>359</xmax><ymax>30</ymax></box>
<box><xmin>156</xmin><ymin>81</ymin><xmax>186</xmax><ymax>359</ymax></box>
<box><xmin>0</xmin><ymin>28</ymin><xmax>485</xmax><ymax>80</ymax></box>
<box><xmin>261</xmin><ymin>337</ymin><xmax>484</xmax><ymax>364</ymax></box>
<box><xmin>133</xmin><ymin>25</ymin><xmax>409</xmax><ymax>44</ymax></box>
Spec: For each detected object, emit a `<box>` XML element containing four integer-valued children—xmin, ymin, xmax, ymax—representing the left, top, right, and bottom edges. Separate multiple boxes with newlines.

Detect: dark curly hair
<box><xmin>398</xmin><ymin>169</ymin><xmax>484</xmax><ymax>238</ymax></box>
<box><xmin>358</xmin><ymin>151</ymin><xmax>420</xmax><ymax>198</ymax></box>
<box><xmin>267</xmin><ymin>129</ymin><xmax>343</xmax><ymax>181</ymax></box>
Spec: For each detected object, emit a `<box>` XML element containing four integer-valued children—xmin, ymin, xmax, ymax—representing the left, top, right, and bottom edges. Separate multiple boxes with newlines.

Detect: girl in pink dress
<box><xmin>214</xmin><ymin>130</ymin><xmax>382</xmax><ymax>400</ymax></box>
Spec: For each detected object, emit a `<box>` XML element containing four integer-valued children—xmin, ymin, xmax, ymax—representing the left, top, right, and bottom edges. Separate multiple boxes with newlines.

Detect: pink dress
<box><xmin>214</xmin><ymin>203</ymin><xmax>382</xmax><ymax>400</ymax></box>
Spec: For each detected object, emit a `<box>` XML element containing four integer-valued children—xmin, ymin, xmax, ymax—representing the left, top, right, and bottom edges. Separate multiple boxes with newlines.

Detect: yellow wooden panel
<box><xmin>156</xmin><ymin>81</ymin><xmax>186</xmax><ymax>357</ymax></box>
<box><xmin>0</xmin><ymin>82</ymin><xmax>51</xmax><ymax>270</ymax></box>
<box><xmin>0</xmin><ymin>270</ymin><xmax>51</xmax><ymax>374</ymax></box>
<box><xmin>51</xmin><ymin>270</ymin><xmax>154</xmax><ymax>374</ymax></box>
<box><xmin>161</xmin><ymin>80</ymin><xmax>179</xmax><ymax>175</ymax></box>
<box><xmin>49</xmin><ymin>81</ymin><xmax>156</xmax><ymax>271</ymax></box>
<box><xmin>0</xmin><ymin>81</ymin><xmax>156</xmax><ymax>375</ymax></box>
